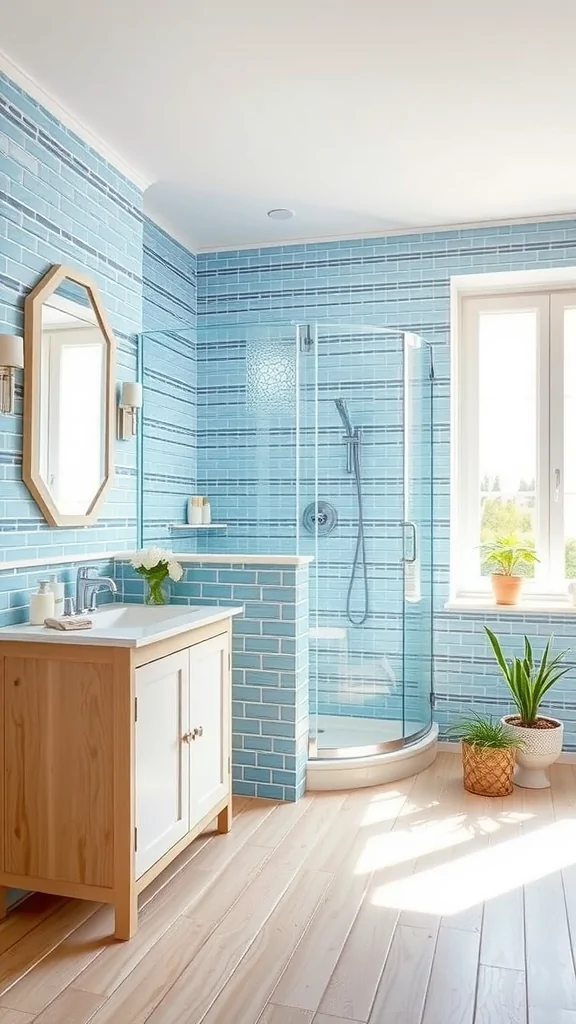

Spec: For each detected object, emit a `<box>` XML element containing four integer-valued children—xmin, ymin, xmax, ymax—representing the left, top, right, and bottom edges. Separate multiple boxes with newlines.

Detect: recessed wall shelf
<box><xmin>169</xmin><ymin>524</ymin><xmax>228</xmax><ymax>530</ymax></box>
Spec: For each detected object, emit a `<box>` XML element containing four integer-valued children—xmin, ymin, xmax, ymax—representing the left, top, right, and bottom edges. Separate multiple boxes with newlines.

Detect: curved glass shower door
<box><xmin>300</xmin><ymin>323</ymin><xmax>434</xmax><ymax>759</ymax></box>
<box><xmin>403</xmin><ymin>332</ymin><xmax>434</xmax><ymax>743</ymax></box>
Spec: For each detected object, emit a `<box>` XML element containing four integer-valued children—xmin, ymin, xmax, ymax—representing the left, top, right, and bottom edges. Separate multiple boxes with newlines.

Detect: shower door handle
<box><xmin>402</xmin><ymin>521</ymin><xmax>418</xmax><ymax>563</ymax></box>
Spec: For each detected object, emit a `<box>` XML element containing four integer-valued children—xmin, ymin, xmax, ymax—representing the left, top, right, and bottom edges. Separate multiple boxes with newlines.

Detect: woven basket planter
<box><xmin>461</xmin><ymin>741</ymin><xmax>515</xmax><ymax>797</ymax></box>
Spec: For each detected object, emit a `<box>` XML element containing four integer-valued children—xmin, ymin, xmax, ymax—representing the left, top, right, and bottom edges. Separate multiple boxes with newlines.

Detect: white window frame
<box><xmin>450</xmin><ymin>269</ymin><xmax>576</xmax><ymax>605</ymax></box>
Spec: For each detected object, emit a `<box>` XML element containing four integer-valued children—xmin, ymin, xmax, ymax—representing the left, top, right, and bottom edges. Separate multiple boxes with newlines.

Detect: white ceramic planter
<box><xmin>501</xmin><ymin>715</ymin><xmax>563</xmax><ymax>789</ymax></box>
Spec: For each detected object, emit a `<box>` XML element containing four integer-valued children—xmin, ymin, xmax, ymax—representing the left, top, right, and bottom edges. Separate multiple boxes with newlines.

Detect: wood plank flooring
<box><xmin>0</xmin><ymin>754</ymin><xmax>575</xmax><ymax>1022</ymax></box>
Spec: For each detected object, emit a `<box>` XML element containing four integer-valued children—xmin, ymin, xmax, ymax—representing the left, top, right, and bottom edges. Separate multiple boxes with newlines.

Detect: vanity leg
<box><xmin>114</xmin><ymin>891</ymin><xmax>138</xmax><ymax>941</ymax></box>
<box><xmin>217</xmin><ymin>797</ymin><xmax>233</xmax><ymax>834</ymax></box>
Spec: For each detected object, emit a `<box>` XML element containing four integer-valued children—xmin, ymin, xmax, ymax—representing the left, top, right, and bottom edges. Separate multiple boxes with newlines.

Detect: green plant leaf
<box><xmin>481</xmin><ymin>535</ymin><xmax>539</xmax><ymax>576</ymax></box>
<box><xmin>485</xmin><ymin>628</ymin><xmax>512</xmax><ymax>683</ymax></box>
<box><xmin>448</xmin><ymin>711</ymin><xmax>525</xmax><ymax>749</ymax></box>
<box><xmin>485</xmin><ymin>629</ymin><xmax>572</xmax><ymax>726</ymax></box>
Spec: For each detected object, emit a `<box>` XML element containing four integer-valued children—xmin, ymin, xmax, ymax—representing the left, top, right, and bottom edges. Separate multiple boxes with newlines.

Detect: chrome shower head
<box><xmin>334</xmin><ymin>398</ymin><xmax>353</xmax><ymax>437</ymax></box>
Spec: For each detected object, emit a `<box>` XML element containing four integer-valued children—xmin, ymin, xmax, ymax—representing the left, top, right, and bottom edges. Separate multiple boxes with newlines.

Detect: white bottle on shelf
<box><xmin>30</xmin><ymin>580</ymin><xmax>55</xmax><ymax>625</ymax></box>
<box><xmin>187</xmin><ymin>497</ymin><xmax>203</xmax><ymax>525</ymax></box>
<box><xmin>202</xmin><ymin>498</ymin><xmax>212</xmax><ymax>525</ymax></box>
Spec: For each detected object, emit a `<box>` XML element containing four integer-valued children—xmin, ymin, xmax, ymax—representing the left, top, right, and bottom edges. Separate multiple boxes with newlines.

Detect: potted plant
<box><xmin>482</xmin><ymin>535</ymin><xmax>539</xmax><ymax>606</ymax></box>
<box><xmin>449</xmin><ymin>712</ymin><xmax>523</xmax><ymax>796</ymax></box>
<box><xmin>485</xmin><ymin>627</ymin><xmax>571</xmax><ymax>788</ymax></box>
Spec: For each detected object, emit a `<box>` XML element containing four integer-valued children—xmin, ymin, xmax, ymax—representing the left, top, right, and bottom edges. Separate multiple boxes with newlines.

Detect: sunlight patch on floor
<box><xmin>370</xmin><ymin>819</ymin><xmax>576</xmax><ymax>915</ymax></box>
<box><xmin>355</xmin><ymin>814</ymin><xmax>478</xmax><ymax>873</ymax></box>
<box><xmin>360</xmin><ymin>790</ymin><xmax>420</xmax><ymax>826</ymax></box>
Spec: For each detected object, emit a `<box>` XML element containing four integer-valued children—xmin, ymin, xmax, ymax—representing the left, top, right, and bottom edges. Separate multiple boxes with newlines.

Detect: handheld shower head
<box><xmin>334</xmin><ymin>398</ymin><xmax>353</xmax><ymax>437</ymax></box>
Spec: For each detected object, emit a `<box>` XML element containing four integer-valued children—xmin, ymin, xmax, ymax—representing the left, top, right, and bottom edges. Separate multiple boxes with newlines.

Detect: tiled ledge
<box><xmin>117</xmin><ymin>553</ymin><xmax>315</xmax><ymax>566</ymax></box>
<box><xmin>0</xmin><ymin>551</ymin><xmax>314</xmax><ymax>573</ymax></box>
<box><xmin>0</xmin><ymin>551</ymin><xmax>122</xmax><ymax>573</ymax></box>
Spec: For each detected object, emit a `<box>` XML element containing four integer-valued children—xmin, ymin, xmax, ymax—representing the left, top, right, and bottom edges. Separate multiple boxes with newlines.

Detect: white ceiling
<box><xmin>2</xmin><ymin>0</ymin><xmax>576</xmax><ymax>251</ymax></box>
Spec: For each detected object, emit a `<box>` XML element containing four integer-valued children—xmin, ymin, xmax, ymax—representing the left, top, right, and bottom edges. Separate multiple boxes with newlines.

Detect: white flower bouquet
<box><xmin>130</xmin><ymin>548</ymin><xmax>184</xmax><ymax>605</ymax></box>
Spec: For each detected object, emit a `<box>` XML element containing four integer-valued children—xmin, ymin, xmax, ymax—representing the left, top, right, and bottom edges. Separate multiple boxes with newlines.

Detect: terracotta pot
<box><xmin>461</xmin><ymin>741</ymin><xmax>515</xmax><ymax>797</ymax></box>
<box><xmin>491</xmin><ymin>574</ymin><xmax>524</xmax><ymax>606</ymax></box>
<box><xmin>502</xmin><ymin>715</ymin><xmax>563</xmax><ymax>789</ymax></box>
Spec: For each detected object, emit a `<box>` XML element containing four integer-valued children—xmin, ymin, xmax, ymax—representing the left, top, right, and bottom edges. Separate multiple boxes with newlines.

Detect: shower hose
<box><xmin>346</xmin><ymin>440</ymin><xmax>369</xmax><ymax>625</ymax></box>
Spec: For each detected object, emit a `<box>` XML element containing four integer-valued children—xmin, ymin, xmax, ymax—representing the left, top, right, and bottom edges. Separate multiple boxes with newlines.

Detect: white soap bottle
<box><xmin>202</xmin><ymin>497</ymin><xmax>211</xmax><ymax>525</ymax></box>
<box><xmin>30</xmin><ymin>580</ymin><xmax>55</xmax><ymax>625</ymax></box>
<box><xmin>187</xmin><ymin>496</ymin><xmax>203</xmax><ymax>525</ymax></box>
<box><xmin>49</xmin><ymin>575</ymin><xmax>65</xmax><ymax>617</ymax></box>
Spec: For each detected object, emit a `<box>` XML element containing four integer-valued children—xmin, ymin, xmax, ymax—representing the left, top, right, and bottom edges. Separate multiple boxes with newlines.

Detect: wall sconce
<box><xmin>0</xmin><ymin>334</ymin><xmax>24</xmax><ymax>415</ymax></box>
<box><xmin>118</xmin><ymin>381</ymin><xmax>143</xmax><ymax>440</ymax></box>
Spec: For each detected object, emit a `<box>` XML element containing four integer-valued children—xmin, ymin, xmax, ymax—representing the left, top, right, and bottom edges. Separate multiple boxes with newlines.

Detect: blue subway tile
<box><xmin>232</xmin><ymin>781</ymin><xmax>257</xmax><ymax>797</ymax></box>
<box><xmin>254</xmin><ymin>783</ymin><xmax>285</xmax><ymax>800</ymax></box>
<box><xmin>243</xmin><ymin>766</ymin><xmax>272</xmax><ymax>784</ymax></box>
<box><xmin>244</xmin><ymin>702</ymin><xmax>280</xmax><ymax>720</ymax></box>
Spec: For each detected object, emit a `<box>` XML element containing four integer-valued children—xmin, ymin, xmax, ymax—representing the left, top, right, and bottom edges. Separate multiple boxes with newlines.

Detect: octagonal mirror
<box><xmin>23</xmin><ymin>265</ymin><xmax>116</xmax><ymax>526</ymax></box>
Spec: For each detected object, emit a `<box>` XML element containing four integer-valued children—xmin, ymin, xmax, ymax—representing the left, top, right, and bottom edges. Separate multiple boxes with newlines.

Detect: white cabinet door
<box><xmin>135</xmin><ymin>650</ymin><xmax>190</xmax><ymax>878</ymax></box>
<box><xmin>189</xmin><ymin>633</ymin><xmax>230</xmax><ymax>828</ymax></box>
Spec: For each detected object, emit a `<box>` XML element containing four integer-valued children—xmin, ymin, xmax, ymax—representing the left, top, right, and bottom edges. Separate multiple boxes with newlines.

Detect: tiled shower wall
<box><xmin>197</xmin><ymin>222</ymin><xmax>576</xmax><ymax>746</ymax></box>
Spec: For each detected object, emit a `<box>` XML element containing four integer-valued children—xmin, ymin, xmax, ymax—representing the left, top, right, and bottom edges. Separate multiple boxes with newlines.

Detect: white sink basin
<box><xmin>92</xmin><ymin>604</ymin><xmax>200</xmax><ymax>629</ymax></box>
<box><xmin>0</xmin><ymin>603</ymin><xmax>243</xmax><ymax>648</ymax></box>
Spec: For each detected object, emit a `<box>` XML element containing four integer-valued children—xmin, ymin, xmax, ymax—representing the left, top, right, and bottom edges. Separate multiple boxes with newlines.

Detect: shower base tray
<box><xmin>307</xmin><ymin>722</ymin><xmax>438</xmax><ymax>791</ymax></box>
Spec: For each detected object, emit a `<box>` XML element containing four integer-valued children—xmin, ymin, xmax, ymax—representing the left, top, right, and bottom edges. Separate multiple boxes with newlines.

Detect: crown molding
<box><xmin>197</xmin><ymin>210</ymin><xmax>576</xmax><ymax>253</ymax></box>
<box><xmin>0</xmin><ymin>49</ymin><xmax>152</xmax><ymax>191</ymax></box>
<box><xmin>142</xmin><ymin>207</ymin><xmax>199</xmax><ymax>256</ymax></box>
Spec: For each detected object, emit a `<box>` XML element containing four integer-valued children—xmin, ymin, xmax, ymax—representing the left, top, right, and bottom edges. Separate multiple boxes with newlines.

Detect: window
<box><xmin>453</xmin><ymin>287</ymin><xmax>576</xmax><ymax>600</ymax></box>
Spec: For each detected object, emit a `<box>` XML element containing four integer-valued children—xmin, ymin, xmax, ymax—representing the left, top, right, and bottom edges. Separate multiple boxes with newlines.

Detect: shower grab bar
<box><xmin>402</xmin><ymin>521</ymin><xmax>418</xmax><ymax>563</ymax></box>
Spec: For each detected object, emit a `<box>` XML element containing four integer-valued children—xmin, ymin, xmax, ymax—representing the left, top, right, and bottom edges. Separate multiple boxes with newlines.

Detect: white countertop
<box><xmin>0</xmin><ymin>604</ymin><xmax>243</xmax><ymax>648</ymax></box>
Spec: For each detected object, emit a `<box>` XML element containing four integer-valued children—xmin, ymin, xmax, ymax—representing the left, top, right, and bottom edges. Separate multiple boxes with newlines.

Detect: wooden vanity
<box><xmin>0</xmin><ymin>611</ymin><xmax>236</xmax><ymax>939</ymax></box>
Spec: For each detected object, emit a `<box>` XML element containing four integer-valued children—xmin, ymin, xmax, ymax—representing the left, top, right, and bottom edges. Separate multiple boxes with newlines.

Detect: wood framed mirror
<box><xmin>23</xmin><ymin>264</ymin><xmax>116</xmax><ymax>527</ymax></box>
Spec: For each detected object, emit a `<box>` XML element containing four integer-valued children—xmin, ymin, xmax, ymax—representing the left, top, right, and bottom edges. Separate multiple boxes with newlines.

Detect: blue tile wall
<box><xmin>196</xmin><ymin>322</ymin><xmax>297</xmax><ymax>552</ymax></box>
<box><xmin>0</xmin><ymin>557</ymin><xmax>115</xmax><ymax>628</ymax></box>
<box><xmin>0</xmin><ymin>72</ymin><xmax>198</xmax><ymax>626</ymax></box>
<box><xmin>142</xmin><ymin>219</ymin><xmax>197</xmax><ymax>548</ymax></box>
<box><xmin>197</xmin><ymin>221</ymin><xmax>576</xmax><ymax>748</ymax></box>
<box><xmin>0</xmin><ymin>71</ymin><xmax>141</xmax><ymax>564</ymax></box>
<box><xmin>115</xmin><ymin>559</ymin><xmax>309</xmax><ymax>800</ymax></box>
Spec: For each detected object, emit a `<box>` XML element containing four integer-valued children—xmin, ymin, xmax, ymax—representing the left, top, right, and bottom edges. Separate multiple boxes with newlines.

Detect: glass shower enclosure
<box><xmin>150</xmin><ymin>317</ymin><xmax>436</xmax><ymax>763</ymax></box>
<box><xmin>296</xmin><ymin>324</ymin><xmax>434</xmax><ymax>759</ymax></box>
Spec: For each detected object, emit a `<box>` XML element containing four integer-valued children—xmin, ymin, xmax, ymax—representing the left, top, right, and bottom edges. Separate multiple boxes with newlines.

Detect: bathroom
<box><xmin>2</xmin><ymin>8</ymin><xmax>576</xmax><ymax>1016</ymax></box>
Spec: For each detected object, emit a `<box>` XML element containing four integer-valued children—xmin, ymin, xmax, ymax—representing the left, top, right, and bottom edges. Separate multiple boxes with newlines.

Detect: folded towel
<box><xmin>44</xmin><ymin>617</ymin><xmax>93</xmax><ymax>631</ymax></box>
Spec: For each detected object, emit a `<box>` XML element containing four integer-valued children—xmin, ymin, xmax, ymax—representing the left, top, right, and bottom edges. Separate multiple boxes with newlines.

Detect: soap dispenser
<box><xmin>30</xmin><ymin>580</ymin><xmax>55</xmax><ymax>625</ymax></box>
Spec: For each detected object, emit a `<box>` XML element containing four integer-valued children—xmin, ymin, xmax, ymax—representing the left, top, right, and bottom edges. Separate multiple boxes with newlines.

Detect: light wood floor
<box><xmin>0</xmin><ymin>753</ymin><xmax>575</xmax><ymax>1023</ymax></box>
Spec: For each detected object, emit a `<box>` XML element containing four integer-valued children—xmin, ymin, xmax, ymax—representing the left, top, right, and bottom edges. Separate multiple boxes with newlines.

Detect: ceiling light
<box><xmin>267</xmin><ymin>208</ymin><xmax>294</xmax><ymax>220</ymax></box>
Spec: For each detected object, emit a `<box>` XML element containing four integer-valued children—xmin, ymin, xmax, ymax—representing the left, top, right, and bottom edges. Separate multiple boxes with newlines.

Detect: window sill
<box><xmin>445</xmin><ymin>598</ymin><xmax>576</xmax><ymax>615</ymax></box>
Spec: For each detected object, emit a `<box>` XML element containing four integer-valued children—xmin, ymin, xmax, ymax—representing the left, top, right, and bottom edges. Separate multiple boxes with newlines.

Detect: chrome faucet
<box><xmin>76</xmin><ymin>566</ymin><xmax>118</xmax><ymax>614</ymax></box>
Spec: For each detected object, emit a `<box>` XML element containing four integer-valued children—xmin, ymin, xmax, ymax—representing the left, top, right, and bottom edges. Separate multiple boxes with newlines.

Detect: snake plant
<box><xmin>485</xmin><ymin>627</ymin><xmax>571</xmax><ymax>726</ymax></box>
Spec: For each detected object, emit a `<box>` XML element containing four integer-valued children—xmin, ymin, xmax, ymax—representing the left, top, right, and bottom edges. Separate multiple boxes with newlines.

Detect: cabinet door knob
<box><xmin>182</xmin><ymin>731</ymin><xmax>192</xmax><ymax>744</ymax></box>
<box><xmin>191</xmin><ymin>726</ymin><xmax>203</xmax><ymax>740</ymax></box>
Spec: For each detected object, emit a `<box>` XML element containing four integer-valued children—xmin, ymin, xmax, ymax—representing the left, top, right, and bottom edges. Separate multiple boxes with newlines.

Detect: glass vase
<box><xmin>144</xmin><ymin>577</ymin><xmax>169</xmax><ymax>605</ymax></box>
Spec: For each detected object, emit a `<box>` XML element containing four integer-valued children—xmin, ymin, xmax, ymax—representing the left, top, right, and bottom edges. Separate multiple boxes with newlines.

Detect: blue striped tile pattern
<box><xmin>0</xmin><ymin>72</ymin><xmax>141</xmax><ymax>563</ymax></box>
<box><xmin>141</xmin><ymin>219</ymin><xmax>197</xmax><ymax>547</ymax></box>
